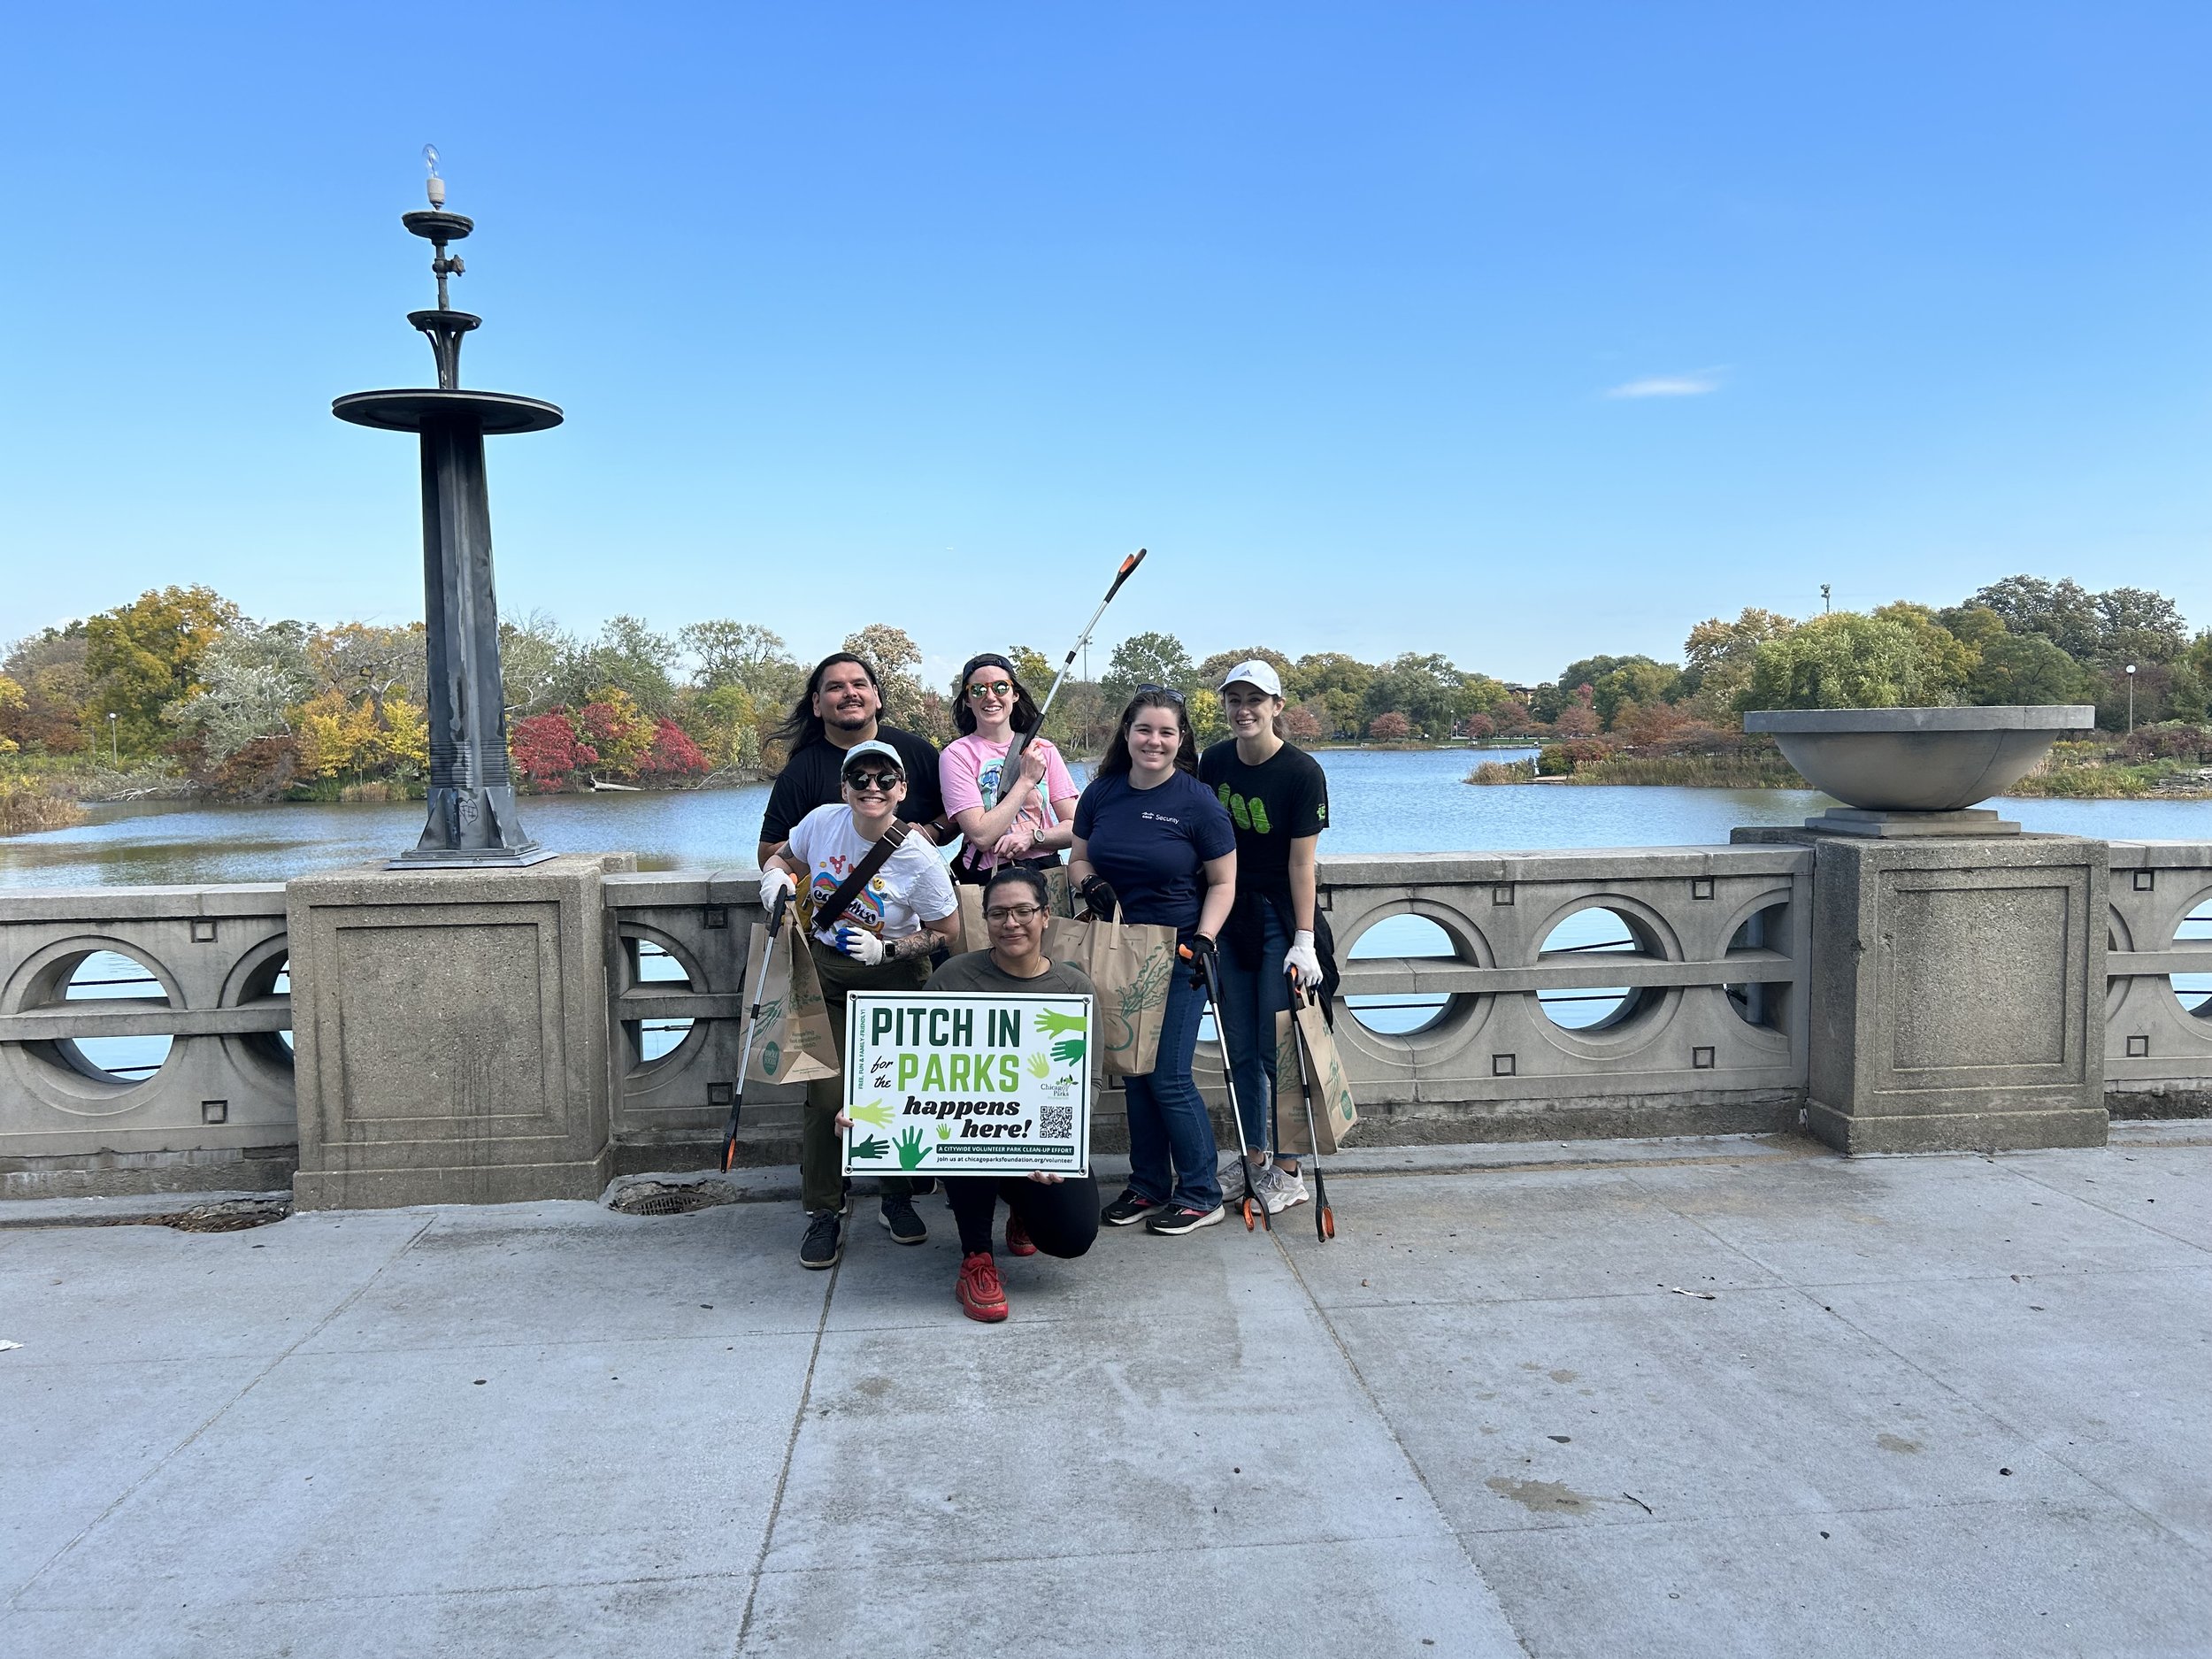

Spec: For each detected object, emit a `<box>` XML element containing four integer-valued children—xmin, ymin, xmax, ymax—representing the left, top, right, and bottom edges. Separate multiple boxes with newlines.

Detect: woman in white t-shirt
<box><xmin>759</xmin><ymin>740</ymin><xmax>961</xmax><ymax>1271</ymax></box>
<box><xmin>940</xmin><ymin>653</ymin><xmax>1081</xmax><ymax>886</ymax></box>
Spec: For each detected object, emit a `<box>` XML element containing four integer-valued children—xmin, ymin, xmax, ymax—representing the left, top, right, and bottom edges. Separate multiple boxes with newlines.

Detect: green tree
<box><xmin>2093</xmin><ymin>587</ymin><xmax>2188</xmax><ymax>668</ymax></box>
<box><xmin>1741</xmin><ymin>611</ymin><xmax>1943</xmax><ymax>710</ymax></box>
<box><xmin>1363</xmin><ymin>652</ymin><xmax>1466</xmax><ymax>738</ymax></box>
<box><xmin>681</xmin><ymin>619</ymin><xmax>805</xmax><ymax>709</ymax></box>
<box><xmin>164</xmin><ymin>618</ymin><xmax>315</xmax><ymax>768</ymax></box>
<box><xmin>1286</xmin><ymin>653</ymin><xmax>1371</xmax><ymax>739</ymax></box>
<box><xmin>1102</xmin><ymin>632</ymin><xmax>1196</xmax><ymax>707</ymax></box>
<box><xmin>1871</xmin><ymin>603</ymin><xmax>1973</xmax><ymax>701</ymax></box>
<box><xmin>1963</xmin><ymin>633</ymin><xmax>2096</xmax><ymax>706</ymax></box>
<box><xmin>1586</xmin><ymin>657</ymin><xmax>1683</xmax><ymax>729</ymax></box>
<box><xmin>84</xmin><ymin>586</ymin><xmax>241</xmax><ymax>757</ymax></box>
<box><xmin>563</xmin><ymin>616</ymin><xmax>680</xmax><ymax>716</ymax></box>
<box><xmin>1681</xmin><ymin>608</ymin><xmax>1795</xmax><ymax>718</ymax></box>
<box><xmin>1966</xmin><ymin>575</ymin><xmax>2098</xmax><ymax>660</ymax></box>
<box><xmin>1194</xmin><ymin>646</ymin><xmax>1294</xmax><ymax>689</ymax></box>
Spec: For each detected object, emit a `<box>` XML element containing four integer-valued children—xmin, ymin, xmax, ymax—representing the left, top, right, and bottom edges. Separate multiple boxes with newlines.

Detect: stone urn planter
<box><xmin>1742</xmin><ymin>705</ymin><xmax>2095</xmax><ymax>835</ymax></box>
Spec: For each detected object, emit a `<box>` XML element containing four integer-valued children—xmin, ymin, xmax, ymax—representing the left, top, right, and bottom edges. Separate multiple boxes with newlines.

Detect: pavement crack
<box><xmin>1269</xmin><ymin>1227</ymin><xmax>1535</xmax><ymax>1657</ymax></box>
<box><xmin>732</xmin><ymin>1254</ymin><xmax>839</xmax><ymax>1655</ymax></box>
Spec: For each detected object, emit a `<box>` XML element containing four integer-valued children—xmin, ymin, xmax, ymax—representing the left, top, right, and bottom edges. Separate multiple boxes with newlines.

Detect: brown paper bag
<box><xmin>947</xmin><ymin>886</ymin><xmax>990</xmax><ymax>956</ymax></box>
<box><xmin>1277</xmin><ymin>998</ymin><xmax>1358</xmax><ymax>1153</ymax></box>
<box><xmin>742</xmin><ymin>921</ymin><xmax>840</xmax><ymax>1085</ymax></box>
<box><xmin>1045</xmin><ymin>914</ymin><xmax>1178</xmax><ymax>1079</ymax></box>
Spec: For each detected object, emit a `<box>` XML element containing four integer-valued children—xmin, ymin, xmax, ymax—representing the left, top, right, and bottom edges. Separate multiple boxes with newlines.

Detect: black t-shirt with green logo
<box><xmin>1196</xmin><ymin>740</ymin><xmax>1328</xmax><ymax>902</ymax></box>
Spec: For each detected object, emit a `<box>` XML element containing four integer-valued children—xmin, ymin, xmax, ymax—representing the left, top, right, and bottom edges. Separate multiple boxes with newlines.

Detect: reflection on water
<box><xmin>3</xmin><ymin>747</ymin><xmax>2208</xmax><ymax>892</ymax></box>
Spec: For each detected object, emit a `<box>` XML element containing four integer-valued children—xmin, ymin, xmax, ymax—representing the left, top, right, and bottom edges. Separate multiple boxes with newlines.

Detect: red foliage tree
<box><xmin>1366</xmin><ymin>710</ymin><xmax>1413</xmax><ymax>741</ymax></box>
<box><xmin>1283</xmin><ymin>701</ymin><xmax>1325</xmax><ymax>741</ymax></box>
<box><xmin>637</xmin><ymin>717</ymin><xmax>710</xmax><ymax>780</ymax></box>
<box><xmin>511</xmin><ymin>710</ymin><xmax>595</xmax><ymax>792</ymax></box>
<box><xmin>1460</xmin><ymin>712</ymin><xmax>1495</xmax><ymax>741</ymax></box>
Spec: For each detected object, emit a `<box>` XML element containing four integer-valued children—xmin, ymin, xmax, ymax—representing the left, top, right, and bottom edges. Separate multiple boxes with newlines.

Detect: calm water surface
<box><xmin>12</xmin><ymin>748</ymin><xmax>2208</xmax><ymax>1064</ymax></box>
<box><xmin>5</xmin><ymin>746</ymin><xmax>2208</xmax><ymax>890</ymax></box>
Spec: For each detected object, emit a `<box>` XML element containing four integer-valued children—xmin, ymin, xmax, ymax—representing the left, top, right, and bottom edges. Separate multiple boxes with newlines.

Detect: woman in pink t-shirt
<box><xmin>940</xmin><ymin>652</ymin><xmax>1081</xmax><ymax>884</ymax></box>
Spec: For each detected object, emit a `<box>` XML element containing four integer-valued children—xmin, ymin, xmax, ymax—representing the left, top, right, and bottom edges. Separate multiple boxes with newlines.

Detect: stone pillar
<box><xmin>287</xmin><ymin>854</ymin><xmax>634</xmax><ymax>1208</ymax></box>
<box><xmin>1737</xmin><ymin>827</ymin><xmax>2106</xmax><ymax>1152</ymax></box>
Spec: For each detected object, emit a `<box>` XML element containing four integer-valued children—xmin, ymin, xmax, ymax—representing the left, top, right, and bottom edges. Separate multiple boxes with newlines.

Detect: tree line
<box><xmin>3</xmin><ymin>574</ymin><xmax>2204</xmax><ymax>802</ymax></box>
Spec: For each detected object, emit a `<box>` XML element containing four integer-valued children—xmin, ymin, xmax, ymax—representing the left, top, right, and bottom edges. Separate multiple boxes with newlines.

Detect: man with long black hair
<box><xmin>756</xmin><ymin>653</ymin><xmax>946</xmax><ymax>865</ymax></box>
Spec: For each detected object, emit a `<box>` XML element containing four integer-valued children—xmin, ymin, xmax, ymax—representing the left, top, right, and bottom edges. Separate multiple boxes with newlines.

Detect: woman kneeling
<box><xmin>924</xmin><ymin>865</ymin><xmax>1099</xmax><ymax>1321</ymax></box>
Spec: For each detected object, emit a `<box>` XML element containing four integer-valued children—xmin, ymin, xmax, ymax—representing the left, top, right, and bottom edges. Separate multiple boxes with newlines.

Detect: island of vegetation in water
<box><xmin>4</xmin><ymin>572</ymin><xmax>2210</xmax><ymax>833</ymax></box>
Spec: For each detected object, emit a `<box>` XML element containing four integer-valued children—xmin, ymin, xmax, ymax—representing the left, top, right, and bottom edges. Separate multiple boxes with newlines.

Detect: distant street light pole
<box><xmin>2126</xmin><ymin>663</ymin><xmax>2137</xmax><ymax>735</ymax></box>
<box><xmin>108</xmin><ymin>712</ymin><xmax>117</xmax><ymax>767</ymax></box>
<box><xmin>1821</xmin><ymin>583</ymin><xmax>1832</xmax><ymax>614</ymax></box>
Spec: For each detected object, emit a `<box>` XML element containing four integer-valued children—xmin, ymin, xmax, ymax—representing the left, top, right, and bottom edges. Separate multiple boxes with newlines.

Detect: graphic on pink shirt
<box><xmin>941</xmin><ymin>733</ymin><xmax>1078</xmax><ymax>867</ymax></box>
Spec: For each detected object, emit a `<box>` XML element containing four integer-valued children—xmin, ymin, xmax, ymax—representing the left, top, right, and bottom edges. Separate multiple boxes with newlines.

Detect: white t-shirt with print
<box><xmin>787</xmin><ymin>804</ymin><xmax>958</xmax><ymax>943</ymax></box>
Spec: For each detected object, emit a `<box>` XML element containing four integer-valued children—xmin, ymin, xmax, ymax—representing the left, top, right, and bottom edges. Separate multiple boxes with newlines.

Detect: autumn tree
<box><xmin>84</xmin><ymin>586</ymin><xmax>241</xmax><ymax>757</ymax></box>
<box><xmin>842</xmin><ymin>624</ymin><xmax>928</xmax><ymax>731</ymax></box>
<box><xmin>1680</xmin><ymin>608</ymin><xmax>1795</xmax><ymax>718</ymax></box>
<box><xmin>1366</xmin><ymin>710</ymin><xmax>1413</xmax><ymax>741</ymax></box>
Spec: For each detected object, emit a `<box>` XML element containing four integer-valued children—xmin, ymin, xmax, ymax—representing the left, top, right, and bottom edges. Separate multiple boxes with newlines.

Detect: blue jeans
<box><xmin>1215</xmin><ymin>902</ymin><xmax>1292</xmax><ymax>1156</ymax></box>
<box><xmin>1123</xmin><ymin>959</ymin><xmax>1222</xmax><ymax>1212</ymax></box>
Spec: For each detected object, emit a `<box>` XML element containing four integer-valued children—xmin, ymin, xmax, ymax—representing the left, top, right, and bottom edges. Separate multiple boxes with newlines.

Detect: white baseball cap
<box><xmin>841</xmin><ymin>739</ymin><xmax>906</xmax><ymax>776</ymax></box>
<box><xmin>1216</xmin><ymin>659</ymin><xmax>1283</xmax><ymax>698</ymax></box>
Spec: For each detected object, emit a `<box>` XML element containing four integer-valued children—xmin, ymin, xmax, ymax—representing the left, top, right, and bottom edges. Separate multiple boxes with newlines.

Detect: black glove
<box><xmin>1184</xmin><ymin>933</ymin><xmax>1219</xmax><ymax>988</ymax></box>
<box><xmin>1078</xmin><ymin>874</ymin><xmax>1118</xmax><ymax>920</ymax></box>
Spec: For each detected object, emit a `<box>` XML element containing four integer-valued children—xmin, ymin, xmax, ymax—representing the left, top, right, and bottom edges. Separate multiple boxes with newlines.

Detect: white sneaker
<box><xmin>1218</xmin><ymin>1155</ymin><xmax>1262</xmax><ymax>1198</ymax></box>
<box><xmin>1256</xmin><ymin>1164</ymin><xmax>1310</xmax><ymax>1214</ymax></box>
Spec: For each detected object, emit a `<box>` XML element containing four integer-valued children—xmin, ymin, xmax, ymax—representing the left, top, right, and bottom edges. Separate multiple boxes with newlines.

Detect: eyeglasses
<box><xmin>843</xmin><ymin>769</ymin><xmax>902</xmax><ymax>791</ymax></box>
<box><xmin>985</xmin><ymin>903</ymin><xmax>1043</xmax><ymax>924</ymax></box>
<box><xmin>966</xmin><ymin>680</ymin><xmax>1012</xmax><ymax>701</ymax></box>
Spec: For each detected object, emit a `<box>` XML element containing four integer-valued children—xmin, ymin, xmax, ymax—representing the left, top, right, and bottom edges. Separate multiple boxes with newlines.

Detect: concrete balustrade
<box><xmin>3</xmin><ymin>839</ymin><xmax>2209</xmax><ymax>1202</ymax></box>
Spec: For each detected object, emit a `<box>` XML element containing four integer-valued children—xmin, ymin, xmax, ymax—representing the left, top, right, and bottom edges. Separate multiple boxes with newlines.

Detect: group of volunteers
<box><xmin>752</xmin><ymin>647</ymin><xmax>1333</xmax><ymax>1324</ymax></box>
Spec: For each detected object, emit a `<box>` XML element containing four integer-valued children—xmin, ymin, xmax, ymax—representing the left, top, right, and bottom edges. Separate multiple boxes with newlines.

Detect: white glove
<box><xmin>760</xmin><ymin>866</ymin><xmax>796</xmax><ymax>911</ymax></box>
<box><xmin>1283</xmin><ymin>930</ymin><xmax>1323</xmax><ymax>990</ymax></box>
<box><xmin>830</xmin><ymin>924</ymin><xmax>885</xmax><ymax>965</ymax></box>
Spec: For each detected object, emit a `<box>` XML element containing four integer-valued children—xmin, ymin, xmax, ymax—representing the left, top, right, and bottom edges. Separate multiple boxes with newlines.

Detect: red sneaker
<box><xmin>956</xmin><ymin>1251</ymin><xmax>1009</xmax><ymax>1322</ymax></box>
<box><xmin>1005</xmin><ymin>1210</ymin><xmax>1037</xmax><ymax>1256</ymax></box>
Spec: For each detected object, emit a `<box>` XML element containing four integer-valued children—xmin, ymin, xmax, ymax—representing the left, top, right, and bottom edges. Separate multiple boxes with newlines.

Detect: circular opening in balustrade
<box><xmin>1536</xmin><ymin>907</ymin><xmax>1656</xmax><ymax>1032</ymax></box>
<box><xmin>232</xmin><ymin>949</ymin><xmax>295</xmax><ymax>1065</ymax></box>
<box><xmin>1724</xmin><ymin>901</ymin><xmax>1789</xmax><ymax>1032</ymax></box>
<box><xmin>30</xmin><ymin>949</ymin><xmax>175</xmax><ymax>1086</ymax></box>
<box><xmin>2174</xmin><ymin>901</ymin><xmax>2212</xmax><ymax>1018</ymax></box>
<box><xmin>1344</xmin><ymin>913</ymin><xmax>1456</xmax><ymax>1036</ymax></box>
<box><xmin>622</xmin><ymin>931</ymin><xmax>698</xmax><ymax>1069</ymax></box>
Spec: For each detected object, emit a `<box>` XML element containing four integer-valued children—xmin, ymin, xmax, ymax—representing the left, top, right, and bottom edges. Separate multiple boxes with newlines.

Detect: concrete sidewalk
<box><xmin>4</xmin><ymin>1127</ymin><xmax>2208</xmax><ymax>1658</ymax></box>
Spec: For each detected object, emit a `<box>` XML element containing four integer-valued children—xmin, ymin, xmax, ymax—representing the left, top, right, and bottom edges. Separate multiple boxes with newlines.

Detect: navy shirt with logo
<box><xmin>1072</xmin><ymin>770</ymin><xmax>1237</xmax><ymax>936</ymax></box>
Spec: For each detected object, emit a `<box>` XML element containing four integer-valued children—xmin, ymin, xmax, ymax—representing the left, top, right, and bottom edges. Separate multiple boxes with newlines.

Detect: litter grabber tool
<box><xmin>991</xmin><ymin>548</ymin><xmax>1148</xmax><ymax>806</ymax></box>
<box><xmin>1179</xmin><ymin>937</ymin><xmax>1270</xmax><ymax>1232</ymax></box>
<box><xmin>1285</xmin><ymin>984</ymin><xmax>1337</xmax><ymax>1241</ymax></box>
<box><xmin>720</xmin><ymin>887</ymin><xmax>791</xmax><ymax>1172</ymax></box>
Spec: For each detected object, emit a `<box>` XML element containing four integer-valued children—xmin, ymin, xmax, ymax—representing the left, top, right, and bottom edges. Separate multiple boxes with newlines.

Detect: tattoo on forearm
<box><xmin>887</xmin><ymin>932</ymin><xmax>938</xmax><ymax>961</ymax></box>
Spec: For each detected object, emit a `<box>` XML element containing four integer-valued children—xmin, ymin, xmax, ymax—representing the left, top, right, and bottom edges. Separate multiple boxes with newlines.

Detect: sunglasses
<box><xmin>966</xmin><ymin>680</ymin><xmax>1013</xmax><ymax>701</ymax></box>
<box><xmin>985</xmin><ymin>902</ymin><xmax>1044</xmax><ymax>924</ymax></box>
<box><xmin>1132</xmin><ymin>684</ymin><xmax>1187</xmax><ymax>706</ymax></box>
<box><xmin>843</xmin><ymin>769</ymin><xmax>902</xmax><ymax>791</ymax></box>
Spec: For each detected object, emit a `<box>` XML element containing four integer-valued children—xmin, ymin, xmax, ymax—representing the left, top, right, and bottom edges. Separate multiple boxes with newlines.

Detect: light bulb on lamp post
<box><xmin>422</xmin><ymin>143</ymin><xmax>445</xmax><ymax>209</ymax></box>
<box><xmin>2126</xmin><ymin>664</ymin><xmax>2137</xmax><ymax>736</ymax></box>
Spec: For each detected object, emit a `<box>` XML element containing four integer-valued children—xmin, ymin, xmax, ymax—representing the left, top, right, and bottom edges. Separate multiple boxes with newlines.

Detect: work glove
<box><xmin>1184</xmin><ymin>932</ymin><xmax>1219</xmax><ymax>989</ymax></box>
<box><xmin>1078</xmin><ymin>874</ymin><xmax>1118</xmax><ymax>921</ymax></box>
<box><xmin>760</xmin><ymin>866</ymin><xmax>796</xmax><ymax>911</ymax></box>
<box><xmin>829</xmin><ymin>924</ymin><xmax>886</xmax><ymax>965</ymax></box>
<box><xmin>1283</xmin><ymin>930</ymin><xmax>1323</xmax><ymax>991</ymax></box>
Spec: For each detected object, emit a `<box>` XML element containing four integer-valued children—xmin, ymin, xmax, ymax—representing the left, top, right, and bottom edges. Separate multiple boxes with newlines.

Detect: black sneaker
<box><xmin>800</xmin><ymin>1211</ymin><xmax>842</xmax><ymax>1270</ymax></box>
<box><xmin>1101</xmin><ymin>1187</ymin><xmax>1164</xmax><ymax>1227</ymax></box>
<box><xmin>1145</xmin><ymin>1203</ymin><xmax>1226</xmax><ymax>1236</ymax></box>
<box><xmin>879</xmin><ymin>1193</ymin><xmax>927</xmax><ymax>1245</ymax></box>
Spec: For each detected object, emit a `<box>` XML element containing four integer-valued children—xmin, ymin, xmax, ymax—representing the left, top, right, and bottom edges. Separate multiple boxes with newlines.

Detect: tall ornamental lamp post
<box><xmin>2126</xmin><ymin>663</ymin><xmax>2137</xmax><ymax>736</ymax></box>
<box><xmin>333</xmin><ymin>146</ymin><xmax>560</xmax><ymax>866</ymax></box>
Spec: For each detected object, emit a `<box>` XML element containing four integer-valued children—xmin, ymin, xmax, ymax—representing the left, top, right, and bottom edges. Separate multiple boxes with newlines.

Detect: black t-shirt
<box><xmin>1196</xmin><ymin>741</ymin><xmax>1328</xmax><ymax>899</ymax></box>
<box><xmin>759</xmin><ymin>726</ymin><xmax>945</xmax><ymax>846</ymax></box>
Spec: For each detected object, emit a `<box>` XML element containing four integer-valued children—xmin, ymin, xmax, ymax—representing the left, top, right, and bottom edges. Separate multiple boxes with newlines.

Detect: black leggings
<box><xmin>945</xmin><ymin>1173</ymin><xmax>1101</xmax><ymax>1257</ymax></box>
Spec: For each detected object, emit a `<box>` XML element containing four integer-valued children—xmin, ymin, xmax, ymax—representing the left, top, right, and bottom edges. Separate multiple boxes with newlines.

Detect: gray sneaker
<box><xmin>1256</xmin><ymin>1164</ymin><xmax>1310</xmax><ymax>1214</ymax></box>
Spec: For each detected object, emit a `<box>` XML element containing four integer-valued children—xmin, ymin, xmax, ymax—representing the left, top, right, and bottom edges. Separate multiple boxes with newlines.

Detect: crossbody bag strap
<box><xmin>816</xmin><ymin>820</ymin><xmax>910</xmax><ymax>930</ymax></box>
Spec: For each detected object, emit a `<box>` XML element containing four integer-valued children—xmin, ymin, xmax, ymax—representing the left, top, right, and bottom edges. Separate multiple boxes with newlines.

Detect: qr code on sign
<box><xmin>1038</xmin><ymin>1102</ymin><xmax>1073</xmax><ymax>1141</ymax></box>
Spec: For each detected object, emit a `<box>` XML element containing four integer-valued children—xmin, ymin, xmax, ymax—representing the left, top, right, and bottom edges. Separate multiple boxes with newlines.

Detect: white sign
<box><xmin>841</xmin><ymin>992</ymin><xmax>1093</xmax><ymax>1176</ymax></box>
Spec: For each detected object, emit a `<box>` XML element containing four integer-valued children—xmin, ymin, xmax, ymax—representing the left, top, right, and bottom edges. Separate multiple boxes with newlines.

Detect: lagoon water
<box><xmin>4</xmin><ymin>746</ymin><xmax>2208</xmax><ymax>891</ymax></box>
<box><xmin>9</xmin><ymin>747</ymin><xmax>2208</xmax><ymax>1064</ymax></box>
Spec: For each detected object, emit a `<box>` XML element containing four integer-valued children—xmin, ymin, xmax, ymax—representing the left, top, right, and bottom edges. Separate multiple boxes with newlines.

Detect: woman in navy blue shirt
<box><xmin>1071</xmin><ymin>688</ymin><xmax>1238</xmax><ymax>1234</ymax></box>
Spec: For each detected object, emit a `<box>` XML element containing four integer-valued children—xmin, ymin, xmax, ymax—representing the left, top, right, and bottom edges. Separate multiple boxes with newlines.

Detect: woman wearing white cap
<box><xmin>759</xmin><ymin>739</ymin><xmax>963</xmax><ymax>1270</ymax></box>
<box><xmin>1196</xmin><ymin>659</ymin><xmax>1333</xmax><ymax>1212</ymax></box>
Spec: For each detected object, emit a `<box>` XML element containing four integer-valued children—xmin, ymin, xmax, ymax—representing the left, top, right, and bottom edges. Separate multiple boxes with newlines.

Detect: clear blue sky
<box><xmin>5</xmin><ymin>2</ymin><xmax>2208</xmax><ymax>687</ymax></box>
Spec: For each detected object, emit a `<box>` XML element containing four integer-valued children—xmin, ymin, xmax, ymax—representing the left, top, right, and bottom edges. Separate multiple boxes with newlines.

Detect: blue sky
<box><xmin>4</xmin><ymin>3</ymin><xmax>2209</xmax><ymax>686</ymax></box>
